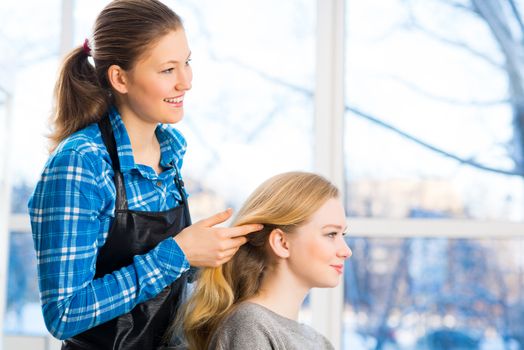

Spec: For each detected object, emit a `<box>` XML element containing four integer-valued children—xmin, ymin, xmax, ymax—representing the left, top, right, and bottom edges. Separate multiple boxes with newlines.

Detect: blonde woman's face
<box><xmin>286</xmin><ymin>197</ymin><xmax>352</xmax><ymax>289</ymax></box>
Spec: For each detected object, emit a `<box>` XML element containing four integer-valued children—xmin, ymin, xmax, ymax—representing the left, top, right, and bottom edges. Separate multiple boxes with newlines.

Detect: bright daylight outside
<box><xmin>1</xmin><ymin>0</ymin><xmax>523</xmax><ymax>350</ymax></box>
<box><xmin>343</xmin><ymin>1</ymin><xmax>524</xmax><ymax>350</ymax></box>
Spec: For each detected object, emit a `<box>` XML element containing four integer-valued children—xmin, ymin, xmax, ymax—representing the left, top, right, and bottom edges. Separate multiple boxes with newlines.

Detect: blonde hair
<box><xmin>173</xmin><ymin>171</ymin><xmax>339</xmax><ymax>350</ymax></box>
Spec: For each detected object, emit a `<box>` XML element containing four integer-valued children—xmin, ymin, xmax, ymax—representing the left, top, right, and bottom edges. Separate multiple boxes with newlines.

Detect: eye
<box><xmin>185</xmin><ymin>58</ymin><xmax>192</xmax><ymax>66</ymax></box>
<box><xmin>161</xmin><ymin>68</ymin><xmax>175</xmax><ymax>74</ymax></box>
<box><xmin>326</xmin><ymin>232</ymin><xmax>337</xmax><ymax>238</ymax></box>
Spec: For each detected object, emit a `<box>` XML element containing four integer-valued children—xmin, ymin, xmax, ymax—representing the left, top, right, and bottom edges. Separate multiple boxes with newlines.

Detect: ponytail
<box><xmin>49</xmin><ymin>46</ymin><xmax>109</xmax><ymax>152</ymax></box>
<box><xmin>48</xmin><ymin>0</ymin><xmax>184</xmax><ymax>152</ymax></box>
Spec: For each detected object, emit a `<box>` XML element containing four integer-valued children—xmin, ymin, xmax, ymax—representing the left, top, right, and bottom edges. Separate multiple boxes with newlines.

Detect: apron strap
<box><xmin>173</xmin><ymin>167</ymin><xmax>192</xmax><ymax>226</ymax></box>
<box><xmin>98</xmin><ymin>116</ymin><xmax>129</xmax><ymax>211</ymax></box>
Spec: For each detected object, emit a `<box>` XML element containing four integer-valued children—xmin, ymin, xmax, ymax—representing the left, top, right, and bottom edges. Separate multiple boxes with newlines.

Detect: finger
<box><xmin>225</xmin><ymin>224</ymin><xmax>264</xmax><ymax>238</ymax></box>
<box><xmin>196</xmin><ymin>208</ymin><xmax>233</xmax><ymax>227</ymax></box>
<box><xmin>220</xmin><ymin>236</ymin><xmax>249</xmax><ymax>250</ymax></box>
<box><xmin>219</xmin><ymin>246</ymin><xmax>242</xmax><ymax>263</ymax></box>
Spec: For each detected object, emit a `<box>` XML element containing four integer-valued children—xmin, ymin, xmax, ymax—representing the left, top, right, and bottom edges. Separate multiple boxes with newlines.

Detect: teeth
<box><xmin>164</xmin><ymin>96</ymin><xmax>183</xmax><ymax>103</ymax></box>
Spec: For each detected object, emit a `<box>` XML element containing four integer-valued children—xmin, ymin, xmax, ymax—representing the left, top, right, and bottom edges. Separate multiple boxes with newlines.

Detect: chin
<box><xmin>163</xmin><ymin>113</ymin><xmax>184</xmax><ymax>124</ymax></box>
<box><xmin>327</xmin><ymin>280</ymin><xmax>340</xmax><ymax>288</ymax></box>
<box><xmin>314</xmin><ymin>279</ymin><xmax>340</xmax><ymax>289</ymax></box>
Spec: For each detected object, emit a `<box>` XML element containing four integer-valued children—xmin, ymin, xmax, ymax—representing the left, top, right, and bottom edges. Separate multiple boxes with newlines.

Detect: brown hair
<box><xmin>49</xmin><ymin>0</ymin><xmax>183</xmax><ymax>151</ymax></box>
<box><xmin>173</xmin><ymin>171</ymin><xmax>340</xmax><ymax>350</ymax></box>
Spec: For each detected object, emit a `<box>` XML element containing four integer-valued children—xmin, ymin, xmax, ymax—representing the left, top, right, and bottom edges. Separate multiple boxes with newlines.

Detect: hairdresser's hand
<box><xmin>174</xmin><ymin>208</ymin><xmax>263</xmax><ymax>268</ymax></box>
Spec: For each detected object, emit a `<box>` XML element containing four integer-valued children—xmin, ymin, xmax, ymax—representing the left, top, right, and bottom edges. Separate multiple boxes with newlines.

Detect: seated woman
<box><xmin>170</xmin><ymin>171</ymin><xmax>352</xmax><ymax>350</ymax></box>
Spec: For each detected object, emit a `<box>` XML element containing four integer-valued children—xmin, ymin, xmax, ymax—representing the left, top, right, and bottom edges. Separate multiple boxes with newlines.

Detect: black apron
<box><xmin>62</xmin><ymin>116</ymin><xmax>192</xmax><ymax>349</ymax></box>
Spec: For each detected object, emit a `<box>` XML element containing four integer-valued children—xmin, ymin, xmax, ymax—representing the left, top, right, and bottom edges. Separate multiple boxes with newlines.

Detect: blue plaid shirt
<box><xmin>28</xmin><ymin>106</ymin><xmax>190</xmax><ymax>340</ymax></box>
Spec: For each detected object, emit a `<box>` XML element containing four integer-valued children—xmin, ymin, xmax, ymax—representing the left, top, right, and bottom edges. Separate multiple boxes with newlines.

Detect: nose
<box><xmin>338</xmin><ymin>238</ymin><xmax>352</xmax><ymax>260</ymax></box>
<box><xmin>175</xmin><ymin>66</ymin><xmax>192</xmax><ymax>91</ymax></box>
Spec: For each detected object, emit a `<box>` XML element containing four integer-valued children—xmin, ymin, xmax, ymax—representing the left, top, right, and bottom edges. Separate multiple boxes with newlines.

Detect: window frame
<box><xmin>3</xmin><ymin>1</ymin><xmax>524</xmax><ymax>350</ymax></box>
<box><xmin>1</xmin><ymin>90</ymin><xmax>14</xmax><ymax>348</ymax></box>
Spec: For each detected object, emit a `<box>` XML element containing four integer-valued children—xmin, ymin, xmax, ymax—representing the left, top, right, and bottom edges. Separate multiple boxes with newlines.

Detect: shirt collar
<box><xmin>156</xmin><ymin>125</ymin><xmax>178</xmax><ymax>169</ymax></box>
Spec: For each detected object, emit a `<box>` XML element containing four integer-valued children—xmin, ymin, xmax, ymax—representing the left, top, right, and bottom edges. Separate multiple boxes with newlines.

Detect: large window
<box><xmin>4</xmin><ymin>1</ymin><xmax>522</xmax><ymax>349</ymax></box>
<box><xmin>344</xmin><ymin>0</ymin><xmax>524</xmax><ymax>349</ymax></box>
<box><xmin>344</xmin><ymin>0</ymin><xmax>523</xmax><ymax>221</ymax></box>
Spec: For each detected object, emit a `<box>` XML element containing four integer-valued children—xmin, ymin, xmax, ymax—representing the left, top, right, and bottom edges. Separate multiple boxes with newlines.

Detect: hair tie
<box><xmin>83</xmin><ymin>38</ymin><xmax>92</xmax><ymax>56</ymax></box>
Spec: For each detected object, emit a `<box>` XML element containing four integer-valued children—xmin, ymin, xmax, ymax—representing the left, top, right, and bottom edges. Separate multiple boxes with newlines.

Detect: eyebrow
<box><xmin>323</xmin><ymin>224</ymin><xmax>348</xmax><ymax>231</ymax></box>
<box><xmin>162</xmin><ymin>51</ymin><xmax>192</xmax><ymax>65</ymax></box>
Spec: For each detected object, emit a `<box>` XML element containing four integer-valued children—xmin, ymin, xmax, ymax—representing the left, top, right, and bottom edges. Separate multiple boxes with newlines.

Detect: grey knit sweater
<box><xmin>208</xmin><ymin>302</ymin><xmax>335</xmax><ymax>350</ymax></box>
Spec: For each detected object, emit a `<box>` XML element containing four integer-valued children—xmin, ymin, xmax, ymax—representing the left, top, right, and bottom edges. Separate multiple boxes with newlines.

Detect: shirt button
<box><xmin>156</xmin><ymin>181</ymin><xmax>162</xmax><ymax>187</ymax></box>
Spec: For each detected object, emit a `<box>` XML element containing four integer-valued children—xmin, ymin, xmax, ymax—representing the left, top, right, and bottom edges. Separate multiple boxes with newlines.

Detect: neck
<box><xmin>118</xmin><ymin>106</ymin><xmax>161</xmax><ymax>172</ymax></box>
<box><xmin>247</xmin><ymin>265</ymin><xmax>310</xmax><ymax>321</ymax></box>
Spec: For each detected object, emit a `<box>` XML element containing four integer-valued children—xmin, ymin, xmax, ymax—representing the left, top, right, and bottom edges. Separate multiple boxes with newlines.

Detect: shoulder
<box><xmin>209</xmin><ymin>303</ymin><xmax>275</xmax><ymax>349</ymax></box>
<box><xmin>30</xmin><ymin>123</ymin><xmax>114</xmax><ymax>215</ymax></box>
<box><xmin>48</xmin><ymin>123</ymin><xmax>109</xmax><ymax>171</ymax></box>
<box><xmin>219</xmin><ymin>302</ymin><xmax>273</xmax><ymax>332</ymax></box>
<box><xmin>226</xmin><ymin>302</ymin><xmax>285</xmax><ymax>328</ymax></box>
<box><xmin>299</xmin><ymin>323</ymin><xmax>335</xmax><ymax>350</ymax></box>
<box><xmin>39</xmin><ymin>123</ymin><xmax>112</xmax><ymax>194</ymax></box>
<box><xmin>56</xmin><ymin>123</ymin><xmax>107</xmax><ymax>159</ymax></box>
<box><xmin>212</xmin><ymin>303</ymin><xmax>335</xmax><ymax>350</ymax></box>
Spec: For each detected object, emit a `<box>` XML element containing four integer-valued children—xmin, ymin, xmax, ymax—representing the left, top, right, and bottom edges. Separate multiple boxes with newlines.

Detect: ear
<box><xmin>268</xmin><ymin>228</ymin><xmax>290</xmax><ymax>259</ymax></box>
<box><xmin>107</xmin><ymin>64</ymin><xmax>129</xmax><ymax>94</ymax></box>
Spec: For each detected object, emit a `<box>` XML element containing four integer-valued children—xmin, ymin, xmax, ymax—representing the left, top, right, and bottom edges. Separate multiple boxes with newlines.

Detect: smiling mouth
<box><xmin>163</xmin><ymin>95</ymin><xmax>184</xmax><ymax>104</ymax></box>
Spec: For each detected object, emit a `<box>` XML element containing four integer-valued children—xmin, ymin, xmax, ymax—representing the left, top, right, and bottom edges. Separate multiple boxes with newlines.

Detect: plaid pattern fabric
<box><xmin>28</xmin><ymin>106</ymin><xmax>190</xmax><ymax>339</ymax></box>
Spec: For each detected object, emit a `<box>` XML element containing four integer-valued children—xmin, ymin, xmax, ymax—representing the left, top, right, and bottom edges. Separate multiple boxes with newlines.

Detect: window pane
<box><xmin>2</xmin><ymin>0</ymin><xmax>61</xmax><ymax>336</ymax></box>
<box><xmin>4</xmin><ymin>231</ymin><xmax>46</xmax><ymax>335</ymax></box>
<box><xmin>167</xmin><ymin>0</ymin><xmax>316</xmax><ymax>216</ymax></box>
<box><xmin>344</xmin><ymin>0</ymin><xmax>524</xmax><ymax>222</ymax></box>
<box><xmin>2</xmin><ymin>0</ymin><xmax>61</xmax><ymax>183</ymax></box>
<box><xmin>344</xmin><ymin>236</ymin><xmax>524</xmax><ymax>350</ymax></box>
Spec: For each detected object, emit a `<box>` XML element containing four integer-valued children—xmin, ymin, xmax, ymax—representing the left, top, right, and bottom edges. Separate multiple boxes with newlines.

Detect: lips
<box><xmin>163</xmin><ymin>94</ymin><xmax>184</xmax><ymax>107</ymax></box>
<box><xmin>330</xmin><ymin>264</ymin><xmax>344</xmax><ymax>274</ymax></box>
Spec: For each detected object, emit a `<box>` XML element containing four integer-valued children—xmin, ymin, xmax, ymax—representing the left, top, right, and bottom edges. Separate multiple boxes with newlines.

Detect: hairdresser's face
<box><xmin>286</xmin><ymin>198</ymin><xmax>351</xmax><ymax>289</ymax></box>
<box><xmin>120</xmin><ymin>29</ymin><xmax>192</xmax><ymax>125</ymax></box>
